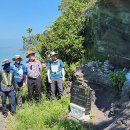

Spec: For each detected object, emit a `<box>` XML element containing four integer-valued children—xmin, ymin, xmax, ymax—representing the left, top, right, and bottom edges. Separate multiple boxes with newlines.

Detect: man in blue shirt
<box><xmin>47</xmin><ymin>51</ymin><xmax>65</xmax><ymax>99</ymax></box>
<box><xmin>12</xmin><ymin>55</ymin><xmax>27</xmax><ymax>109</ymax></box>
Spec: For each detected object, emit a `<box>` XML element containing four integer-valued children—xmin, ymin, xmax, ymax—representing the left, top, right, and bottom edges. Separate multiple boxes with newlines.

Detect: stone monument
<box><xmin>70</xmin><ymin>85</ymin><xmax>91</xmax><ymax>121</ymax></box>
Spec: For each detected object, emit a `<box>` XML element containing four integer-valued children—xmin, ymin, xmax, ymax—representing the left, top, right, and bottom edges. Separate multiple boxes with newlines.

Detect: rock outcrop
<box><xmin>72</xmin><ymin>65</ymin><xmax>130</xmax><ymax>130</ymax></box>
<box><xmin>87</xmin><ymin>0</ymin><xmax>130</xmax><ymax>58</ymax></box>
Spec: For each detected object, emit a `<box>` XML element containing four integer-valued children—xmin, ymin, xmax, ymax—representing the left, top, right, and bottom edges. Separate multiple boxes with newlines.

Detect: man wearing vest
<box><xmin>26</xmin><ymin>51</ymin><xmax>42</xmax><ymax>104</ymax></box>
<box><xmin>47</xmin><ymin>51</ymin><xmax>65</xmax><ymax>99</ymax></box>
<box><xmin>0</xmin><ymin>59</ymin><xmax>16</xmax><ymax>118</ymax></box>
<box><xmin>12</xmin><ymin>55</ymin><xmax>27</xmax><ymax>109</ymax></box>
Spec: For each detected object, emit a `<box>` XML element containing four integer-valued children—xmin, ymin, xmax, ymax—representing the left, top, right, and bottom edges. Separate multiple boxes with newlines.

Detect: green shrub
<box><xmin>109</xmin><ymin>71</ymin><xmax>126</xmax><ymax>91</ymax></box>
<box><xmin>60</xmin><ymin>119</ymin><xmax>83</xmax><ymax>130</ymax></box>
<box><xmin>41</xmin><ymin>69</ymin><xmax>48</xmax><ymax>93</ymax></box>
<box><xmin>64</xmin><ymin>62</ymin><xmax>80</xmax><ymax>81</ymax></box>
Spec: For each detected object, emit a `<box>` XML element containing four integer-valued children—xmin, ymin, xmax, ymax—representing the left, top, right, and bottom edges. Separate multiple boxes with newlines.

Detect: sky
<box><xmin>0</xmin><ymin>0</ymin><xmax>61</xmax><ymax>47</ymax></box>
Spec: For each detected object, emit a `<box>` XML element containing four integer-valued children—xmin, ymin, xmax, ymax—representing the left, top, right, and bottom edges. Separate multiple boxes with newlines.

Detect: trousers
<box><xmin>51</xmin><ymin>78</ymin><xmax>64</xmax><ymax>98</ymax></box>
<box><xmin>27</xmin><ymin>76</ymin><xmax>42</xmax><ymax>103</ymax></box>
<box><xmin>1</xmin><ymin>90</ymin><xmax>16</xmax><ymax>114</ymax></box>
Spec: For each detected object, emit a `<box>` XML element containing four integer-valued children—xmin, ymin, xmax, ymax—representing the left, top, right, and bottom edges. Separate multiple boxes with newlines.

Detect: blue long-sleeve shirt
<box><xmin>12</xmin><ymin>63</ymin><xmax>27</xmax><ymax>85</ymax></box>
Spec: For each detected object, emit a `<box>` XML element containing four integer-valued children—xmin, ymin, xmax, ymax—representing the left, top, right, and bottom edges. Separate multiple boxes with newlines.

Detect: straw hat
<box><xmin>26</xmin><ymin>51</ymin><xmax>36</xmax><ymax>58</ymax></box>
<box><xmin>2</xmin><ymin>59</ymin><xmax>11</xmax><ymax>66</ymax></box>
<box><xmin>50</xmin><ymin>51</ymin><xmax>58</xmax><ymax>57</ymax></box>
<box><xmin>12</xmin><ymin>55</ymin><xmax>23</xmax><ymax>61</ymax></box>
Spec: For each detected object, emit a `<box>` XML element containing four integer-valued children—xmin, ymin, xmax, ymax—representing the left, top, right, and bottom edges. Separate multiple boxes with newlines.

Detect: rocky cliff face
<box><xmin>89</xmin><ymin>0</ymin><xmax>130</xmax><ymax>58</ymax></box>
<box><xmin>72</xmin><ymin>65</ymin><xmax>130</xmax><ymax>130</ymax></box>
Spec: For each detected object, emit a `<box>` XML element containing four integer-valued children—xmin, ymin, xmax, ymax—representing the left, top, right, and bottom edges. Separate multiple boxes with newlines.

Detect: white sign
<box><xmin>70</xmin><ymin>103</ymin><xmax>90</xmax><ymax>121</ymax></box>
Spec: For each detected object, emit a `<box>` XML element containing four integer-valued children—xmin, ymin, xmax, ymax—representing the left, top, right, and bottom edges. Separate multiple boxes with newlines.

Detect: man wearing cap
<box><xmin>12</xmin><ymin>55</ymin><xmax>27</xmax><ymax>109</ymax></box>
<box><xmin>26</xmin><ymin>51</ymin><xmax>42</xmax><ymax>104</ymax></box>
<box><xmin>47</xmin><ymin>51</ymin><xmax>65</xmax><ymax>99</ymax></box>
<box><xmin>0</xmin><ymin>59</ymin><xmax>16</xmax><ymax>117</ymax></box>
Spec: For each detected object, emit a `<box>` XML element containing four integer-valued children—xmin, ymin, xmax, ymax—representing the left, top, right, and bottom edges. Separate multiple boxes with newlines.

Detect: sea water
<box><xmin>0</xmin><ymin>43</ymin><xmax>26</xmax><ymax>68</ymax></box>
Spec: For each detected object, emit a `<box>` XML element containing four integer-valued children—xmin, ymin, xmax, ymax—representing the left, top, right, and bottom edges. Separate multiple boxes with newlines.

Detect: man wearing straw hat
<box><xmin>12</xmin><ymin>55</ymin><xmax>27</xmax><ymax>109</ymax></box>
<box><xmin>26</xmin><ymin>51</ymin><xmax>42</xmax><ymax>104</ymax></box>
<box><xmin>0</xmin><ymin>59</ymin><xmax>16</xmax><ymax>118</ymax></box>
<box><xmin>47</xmin><ymin>51</ymin><xmax>65</xmax><ymax>99</ymax></box>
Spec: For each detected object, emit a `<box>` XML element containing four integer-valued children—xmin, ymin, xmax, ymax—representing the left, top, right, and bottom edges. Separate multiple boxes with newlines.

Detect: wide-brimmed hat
<box><xmin>26</xmin><ymin>51</ymin><xmax>36</xmax><ymax>58</ymax></box>
<box><xmin>12</xmin><ymin>55</ymin><xmax>23</xmax><ymax>61</ymax></box>
<box><xmin>2</xmin><ymin>59</ymin><xmax>11</xmax><ymax>66</ymax></box>
<box><xmin>50</xmin><ymin>51</ymin><xmax>58</xmax><ymax>57</ymax></box>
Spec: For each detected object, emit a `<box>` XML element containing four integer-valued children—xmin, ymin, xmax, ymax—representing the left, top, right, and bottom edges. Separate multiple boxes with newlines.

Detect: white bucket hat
<box><xmin>12</xmin><ymin>55</ymin><xmax>23</xmax><ymax>61</ymax></box>
<box><xmin>50</xmin><ymin>51</ymin><xmax>58</xmax><ymax>57</ymax></box>
<box><xmin>2</xmin><ymin>59</ymin><xmax>11</xmax><ymax>66</ymax></box>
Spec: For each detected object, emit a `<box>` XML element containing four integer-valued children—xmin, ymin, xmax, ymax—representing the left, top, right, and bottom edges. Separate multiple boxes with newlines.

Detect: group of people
<box><xmin>0</xmin><ymin>51</ymin><xmax>65</xmax><ymax>118</ymax></box>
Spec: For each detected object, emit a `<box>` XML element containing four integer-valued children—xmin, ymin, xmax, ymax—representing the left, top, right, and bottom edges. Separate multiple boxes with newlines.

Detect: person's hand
<box><xmin>23</xmin><ymin>82</ymin><xmax>27</xmax><ymax>88</ymax></box>
<box><xmin>0</xmin><ymin>92</ymin><xmax>3</xmax><ymax>96</ymax></box>
<box><xmin>62</xmin><ymin>77</ymin><xmax>65</xmax><ymax>82</ymax></box>
<box><xmin>48</xmin><ymin>79</ymin><xmax>52</xmax><ymax>84</ymax></box>
<box><xmin>25</xmin><ymin>79</ymin><xmax>28</xmax><ymax>85</ymax></box>
<box><xmin>14</xmin><ymin>89</ymin><xmax>17</xmax><ymax>94</ymax></box>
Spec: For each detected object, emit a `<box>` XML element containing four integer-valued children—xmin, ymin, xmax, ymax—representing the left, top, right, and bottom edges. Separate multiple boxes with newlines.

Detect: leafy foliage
<box><xmin>37</xmin><ymin>0</ymin><xmax>88</xmax><ymax>64</ymax></box>
<box><xmin>109</xmin><ymin>71</ymin><xmax>126</xmax><ymax>91</ymax></box>
<box><xmin>22</xmin><ymin>28</ymin><xmax>39</xmax><ymax>50</ymax></box>
<box><xmin>60</xmin><ymin>119</ymin><xmax>83</xmax><ymax>130</ymax></box>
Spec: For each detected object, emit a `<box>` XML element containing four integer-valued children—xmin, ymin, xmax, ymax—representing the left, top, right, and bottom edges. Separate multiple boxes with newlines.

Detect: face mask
<box><xmin>3</xmin><ymin>63</ymin><xmax>10</xmax><ymax>72</ymax></box>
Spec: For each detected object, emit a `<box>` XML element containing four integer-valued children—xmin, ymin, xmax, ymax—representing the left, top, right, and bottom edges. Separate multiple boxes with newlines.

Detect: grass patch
<box><xmin>6</xmin><ymin>95</ymin><xmax>83</xmax><ymax>130</ymax></box>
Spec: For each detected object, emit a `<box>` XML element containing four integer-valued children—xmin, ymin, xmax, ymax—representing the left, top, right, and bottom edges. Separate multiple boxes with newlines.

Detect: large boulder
<box><xmin>73</xmin><ymin>65</ymin><xmax>112</xmax><ymax>88</ymax></box>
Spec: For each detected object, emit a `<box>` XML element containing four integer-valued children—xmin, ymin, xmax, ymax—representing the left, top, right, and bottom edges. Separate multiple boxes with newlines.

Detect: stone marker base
<box><xmin>70</xmin><ymin>103</ymin><xmax>90</xmax><ymax>121</ymax></box>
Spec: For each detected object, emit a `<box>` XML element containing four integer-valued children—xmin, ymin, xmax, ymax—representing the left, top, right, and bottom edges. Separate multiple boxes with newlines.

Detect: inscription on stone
<box><xmin>70</xmin><ymin>85</ymin><xmax>91</xmax><ymax>111</ymax></box>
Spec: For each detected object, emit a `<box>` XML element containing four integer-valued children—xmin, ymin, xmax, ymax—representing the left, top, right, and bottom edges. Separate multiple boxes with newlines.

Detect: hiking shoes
<box><xmin>3</xmin><ymin>113</ymin><xmax>8</xmax><ymax>118</ymax></box>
